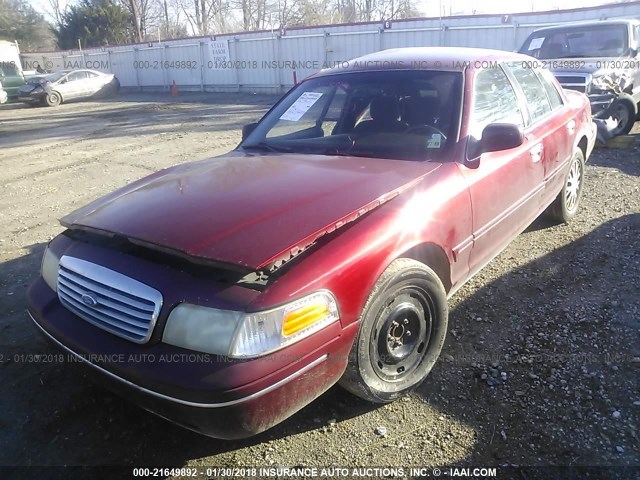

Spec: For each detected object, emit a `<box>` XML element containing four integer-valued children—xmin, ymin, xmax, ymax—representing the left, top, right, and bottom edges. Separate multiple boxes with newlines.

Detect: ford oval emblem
<box><xmin>81</xmin><ymin>293</ymin><xmax>99</xmax><ymax>307</ymax></box>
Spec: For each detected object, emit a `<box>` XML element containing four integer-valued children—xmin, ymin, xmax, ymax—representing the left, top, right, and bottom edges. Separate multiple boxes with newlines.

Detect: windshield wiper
<box><xmin>241</xmin><ymin>142</ymin><xmax>294</xmax><ymax>153</ymax></box>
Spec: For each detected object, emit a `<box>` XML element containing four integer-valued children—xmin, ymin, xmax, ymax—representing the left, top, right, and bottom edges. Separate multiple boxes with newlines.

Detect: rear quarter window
<box><xmin>536</xmin><ymin>69</ymin><xmax>564</xmax><ymax>111</ymax></box>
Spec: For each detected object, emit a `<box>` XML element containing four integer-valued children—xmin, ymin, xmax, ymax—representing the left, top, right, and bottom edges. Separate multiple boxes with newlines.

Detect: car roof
<box><xmin>529</xmin><ymin>18</ymin><xmax>640</xmax><ymax>34</ymax></box>
<box><xmin>315</xmin><ymin>47</ymin><xmax>530</xmax><ymax>76</ymax></box>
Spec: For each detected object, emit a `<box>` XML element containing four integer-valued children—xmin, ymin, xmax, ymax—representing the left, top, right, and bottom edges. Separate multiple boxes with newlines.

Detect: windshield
<box><xmin>241</xmin><ymin>70</ymin><xmax>462</xmax><ymax>161</ymax></box>
<box><xmin>522</xmin><ymin>25</ymin><xmax>629</xmax><ymax>59</ymax></box>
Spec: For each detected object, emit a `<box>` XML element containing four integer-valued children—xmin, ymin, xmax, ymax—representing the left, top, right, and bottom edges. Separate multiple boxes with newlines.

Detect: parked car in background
<box><xmin>519</xmin><ymin>19</ymin><xmax>640</xmax><ymax>138</ymax></box>
<box><xmin>18</xmin><ymin>69</ymin><xmax>120</xmax><ymax>107</ymax></box>
<box><xmin>28</xmin><ymin>47</ymin><xmax>596</xmax><ymax>439</ymax></box>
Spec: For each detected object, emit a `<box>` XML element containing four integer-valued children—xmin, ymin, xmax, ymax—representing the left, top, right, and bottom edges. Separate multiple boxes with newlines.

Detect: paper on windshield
<box><xmin>528</xmin><ymin>37</ymin><xmax>544</xmax><ymax>51</ymax></box>
<box><xmin>280</xmin><ymin>92</ymin><xmax>323</xmax><ymax>121</ymax></box>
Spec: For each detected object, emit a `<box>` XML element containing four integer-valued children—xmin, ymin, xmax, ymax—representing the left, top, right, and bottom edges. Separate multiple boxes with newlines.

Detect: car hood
<box><xmin>19</xmin><ymin>83</ymin><xmax>39</xmax><ymax>91</ymax></box>
<box><xmin>62</xmin><ymin>153</ymin><xmax>440</xmax><ymax>270</ymax></box>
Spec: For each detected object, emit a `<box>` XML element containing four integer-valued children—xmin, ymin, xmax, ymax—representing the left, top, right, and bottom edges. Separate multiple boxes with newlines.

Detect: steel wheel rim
<box><xmin>565</xmin><ymin>157</ymin><xmax>582</xmax><ymax>212</ymax></box>
<box><xmin>370</xmin><ymin>289</ymin><xmax>433</xmax><ymax>382</ymax></box>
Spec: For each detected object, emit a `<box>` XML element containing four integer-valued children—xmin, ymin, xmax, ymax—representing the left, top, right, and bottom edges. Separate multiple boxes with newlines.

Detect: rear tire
<box><xmin>339</xmin><ymin>258</ymin><xmax>448</xmax><ymax>403</ymax></box>
<box><xmin>45</xmin><ymin>91</ymin><xmax>61</xmax><ymax>107</ymax></box>
<box><xmin>546</xmin><ymin>149</ymin><xmax>585</xmax><ymax>224</ymax></box>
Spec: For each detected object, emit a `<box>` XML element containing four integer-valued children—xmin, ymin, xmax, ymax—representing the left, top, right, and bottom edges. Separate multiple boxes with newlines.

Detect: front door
<box><xmin>459</xmin><ymin>65</ymin><xmax>544</xmax><ymax>275</ymax></box>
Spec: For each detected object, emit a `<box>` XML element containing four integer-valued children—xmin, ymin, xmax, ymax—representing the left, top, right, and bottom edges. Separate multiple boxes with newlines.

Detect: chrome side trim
<box><xmin>28</xmin><ymin>311</ymin><xmax>328</xmax><ymax>409</ymax></box>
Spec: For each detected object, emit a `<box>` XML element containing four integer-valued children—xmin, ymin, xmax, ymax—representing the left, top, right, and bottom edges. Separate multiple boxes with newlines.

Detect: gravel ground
<box><xmin>0</xmin><ymin>93</ymin><xmax>638</xmax><ymax>478</ymax></box>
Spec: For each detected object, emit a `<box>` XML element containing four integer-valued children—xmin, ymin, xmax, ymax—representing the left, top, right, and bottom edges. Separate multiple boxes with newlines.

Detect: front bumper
<box><xmin>18</xmin><ymin>93</ymin><xmax>43</xmax><ymax>103</ymax></box>
<box><xmin>27</xmin><ymin>274</ymin><xmax>354</xmax><ymax>439</ymax></box>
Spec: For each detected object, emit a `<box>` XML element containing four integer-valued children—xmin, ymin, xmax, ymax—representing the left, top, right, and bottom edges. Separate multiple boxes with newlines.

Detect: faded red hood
<box><xmin>62</xmin><ymin>153</ymin><xmax>440</xmax><ymax>270</ymax></box>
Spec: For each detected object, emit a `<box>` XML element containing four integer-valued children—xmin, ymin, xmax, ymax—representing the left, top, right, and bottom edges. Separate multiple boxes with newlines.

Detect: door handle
<box><xmin>530</xmin><ymin>143</ymin><xmax>543</xmax><ymax>163</ymax></box>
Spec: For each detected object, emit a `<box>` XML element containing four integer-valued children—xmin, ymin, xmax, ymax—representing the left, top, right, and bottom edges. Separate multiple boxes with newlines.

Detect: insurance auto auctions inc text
<box><xmin>247</xmin><ymin>466</ymin><xmax>498</xmax><ymax>477</ymax></box>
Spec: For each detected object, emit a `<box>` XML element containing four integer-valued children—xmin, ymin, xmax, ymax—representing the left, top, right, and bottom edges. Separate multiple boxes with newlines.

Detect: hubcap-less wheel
<box><xmin>372</xmin><ymin>294</ymin><xmax>431</xmax><ymax>381</ymax></box>
<box><xmin>565</xmin><ymin>157</ymin><xmax>582</xmax><ymax>214</ymax></box>
<box><xmin>608</xmin><ymin>95</ymin><xmax>637</xmax><ymax>136</ymax></box>
<box><xmin>611</xmin><ymin>104</ymin><xmax>630</xmax><ymax>137</ymax></box>
<box><xmin>47</xmin><ymin>92</ymin><xmax>61</xmax><ymax>107</ymax></box>
<box><xmin>339</xmin><ymin>258</ymin><xmax>448</xmax><ymax>403</ymax></box>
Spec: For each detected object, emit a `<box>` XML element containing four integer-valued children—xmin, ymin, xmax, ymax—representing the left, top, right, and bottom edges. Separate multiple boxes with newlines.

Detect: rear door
<box><xmin>459</xmin><ymin>65</ymin><xmax>541</xmax><ymax>274</ymax></box>
<box><xmin>83</xmin><ymin>70</ymin><xmax>106</xmax><ymax>97</ymax></box>
<box><xmin>506</xmin><ymin>62</ymin><xmax>574</xmax><ymax>210</ymax></box>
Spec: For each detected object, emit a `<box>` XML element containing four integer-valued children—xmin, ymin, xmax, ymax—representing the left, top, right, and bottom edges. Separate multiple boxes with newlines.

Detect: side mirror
<box><xmin>242</xmin><ymin>122</ymin><xmax>258</xmax><ymax>140</ymax></box>
<box><xmin>480</xmin><ymin>123</ymin><xmax>524</xmax><ymax>154</ymax></box>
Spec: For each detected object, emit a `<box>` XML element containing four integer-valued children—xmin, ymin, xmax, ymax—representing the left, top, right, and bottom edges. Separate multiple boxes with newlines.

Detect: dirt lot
<box><xmin>0</xmin><ymin>94</ymin><xmax>638</xmax><ymax>478</ymax></box>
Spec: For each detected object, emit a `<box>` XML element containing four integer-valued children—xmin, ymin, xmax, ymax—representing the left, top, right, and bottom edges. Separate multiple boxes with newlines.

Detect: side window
<box><xmin>508</xmin><ymin>62</ymin><xmax>552</xmax><ymax>124</ymax></box>
<box><xmin>536</xmin><ymin>69</ymin><xmax>563</xmax><ymax>110</ymax></box>
<box><xmin>68</xmin><ymin>71</ymin><xmax>87</xmax><ymax>82</ymax></box>
<box><xmin>468</xmin><ymin>67</ymin><xmax>524</xmax><ymax>141</ymax></box>
<box><xmin>635</xmin><ymin>25</ymin><xmax>640</xmax><ymax>50</ymax></box>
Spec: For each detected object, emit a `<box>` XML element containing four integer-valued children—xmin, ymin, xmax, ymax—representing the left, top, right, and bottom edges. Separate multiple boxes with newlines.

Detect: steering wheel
<box><xmin>404</xmin><ymin>124</ymin><xmax>447</xmax><ymax>141</ymax></box>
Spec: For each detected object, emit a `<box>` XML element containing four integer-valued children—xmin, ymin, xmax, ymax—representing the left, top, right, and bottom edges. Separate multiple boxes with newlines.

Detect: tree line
<box><xmin>0</xmin><ymin>0</ymin><xmax>419</xmax><ymax>51</ymax></box>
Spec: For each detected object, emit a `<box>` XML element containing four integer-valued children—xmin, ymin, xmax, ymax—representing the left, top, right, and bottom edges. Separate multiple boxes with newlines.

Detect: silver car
<box><xmin>18</xmin><ymin>69</ymin><xmax>120</xmax><ymax>107</ymax></box>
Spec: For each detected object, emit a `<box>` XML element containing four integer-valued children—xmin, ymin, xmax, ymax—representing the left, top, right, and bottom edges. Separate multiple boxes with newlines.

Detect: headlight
<box><xmin>163</xmin><ymin>304</ymin><xmax>243</xmax><ymax>355</ymax></box>
<box><xmin>32</xmin><ymin>86</ymin><xmax>44</xmax><ymax>94</ymax></box>
<box><xmin>41</xmin><ymin>248</ymin><xmax>60</xmax><ymax>292</ymax></box>
<box><xmin>163</xmin><ymin>291</ymin><xmax>339</xmax><ymax>358</ymax></box>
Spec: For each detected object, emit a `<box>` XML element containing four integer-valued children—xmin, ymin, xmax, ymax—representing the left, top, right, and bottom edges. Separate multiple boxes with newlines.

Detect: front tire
<box><xmin>546</xmin><ymin>149</ymin><xmax>585</xmax><ymax>224</ymax></box>
<box><xmin>45</xmin><ymin>91</ymin><xmax>61</xmax><ymax>107</ymax></box>
<box><xmin>339</xmin><ymin>258</ymin><xmax>448</xmax><ymax>403</ymax></box>
<box><xmin>610</xmin><ymin>94</ymin><xmax>637</xmax><ymax>136</ymax></box>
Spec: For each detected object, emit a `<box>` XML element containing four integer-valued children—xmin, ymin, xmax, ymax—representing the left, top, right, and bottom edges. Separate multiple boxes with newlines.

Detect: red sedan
<box><xmin>27</xmin><ymin>47</ymin><xmax>597</xmax><ymax>439</ymax></box>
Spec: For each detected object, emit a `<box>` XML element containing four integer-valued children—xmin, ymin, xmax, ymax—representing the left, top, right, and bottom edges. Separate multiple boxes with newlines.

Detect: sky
<box><xmin>28</xmin><ymin>0</ymin><xmax>630</xmax><ymax>24</ymax></box>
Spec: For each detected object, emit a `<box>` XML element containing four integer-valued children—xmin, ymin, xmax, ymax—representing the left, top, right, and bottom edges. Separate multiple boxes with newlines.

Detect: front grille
<box><xmin>57</xmin><ymin>256</ymin><xmax>163</xmax><ymax>343</ymax></box>
<box><xmin>554</xmin><ymin>73</ymin><xmax>592</xmax><ymax>94</ymax></box>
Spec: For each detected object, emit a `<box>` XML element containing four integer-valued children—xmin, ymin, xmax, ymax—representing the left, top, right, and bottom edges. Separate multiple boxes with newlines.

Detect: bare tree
<box><xmin>231</xmin><ymin>0</ymin><xmax>269</xmax><ymax>31</ymax></box>
<box><xmin>120</xmin><ymin>0</ymin><xmax>163</xmax><ymax>41</ymax></box>
<box><xmin>176</xmin><ymin>0</ymin><xmax>232</xmax><ymax>35</ymax></box>
<box><xmin>157</xmin><ymin>0</ymin><xmax>189</xmax><ymax>38</ymax></box>
<box><xmin>375</xmin><ymin>0</ymin><xmax>419</xmax><ymax>20</ymax></box>
<box><xmin>46</xmin><ymin>0</ymin><xmax>65</xmax><ymax>25</ymax></box>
